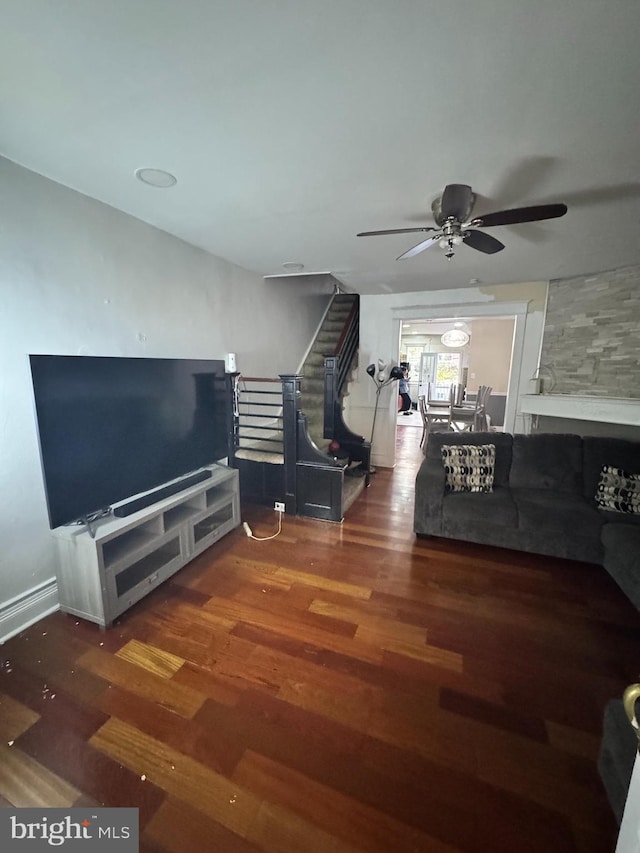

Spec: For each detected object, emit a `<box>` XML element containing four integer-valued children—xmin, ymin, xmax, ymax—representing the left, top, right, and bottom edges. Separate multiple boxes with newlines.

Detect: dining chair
<box><xmin>418</xmin><ymin>395</ymin><xmax>428</xmax><ymax>448</ymax></box>
<box><xmin>421</xmin><ymin>387</ymin><xmax>453</xmax><ymax>449</ymax></box>
<box><xmin>451</xmin><ymin>401</ymin><xmax>476</xmax><ymax>431</ymax></box>
<box><xmin>426</xmin><ymin>382</ymin><xmax>444</xmax><ymax>406</ymax></box>
<box><xmin>473</xmin><ymin>385</ymin><xmax>493</xmax><ymax>431</ymax></box>
<box><xmin>453</xmin><ymin>383</ymin><xmax>465</xmax><ymax>406</ymax></box>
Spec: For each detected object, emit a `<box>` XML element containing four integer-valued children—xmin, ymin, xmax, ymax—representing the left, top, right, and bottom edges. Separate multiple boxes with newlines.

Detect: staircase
<box><xmin>300</xmin><ymin>293</ymin><xmax>358</xmax><ymax>451</ymax></box>
<box><xmin>231</xmin><ymin>291</ymin><xmax>369</xmax><ymax>522</ymax></box>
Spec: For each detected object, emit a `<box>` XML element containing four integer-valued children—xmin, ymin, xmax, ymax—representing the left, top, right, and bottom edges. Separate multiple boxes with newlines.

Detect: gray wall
<box><xmin>539</xmin><ymin>265</ymin><xmax>640</xmax><ymax>397</ymax></box>
<box><xmin>0</xmin><ymin>157</ymin><xmax>334</xmax><ymax>639</ymax></box>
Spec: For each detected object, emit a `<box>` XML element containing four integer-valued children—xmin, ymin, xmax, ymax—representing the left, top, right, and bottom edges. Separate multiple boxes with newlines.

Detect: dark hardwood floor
<box><xmin>2</xmin><ymin>425</ymin><xmax>638</xmax><ymax>851</ymax></box>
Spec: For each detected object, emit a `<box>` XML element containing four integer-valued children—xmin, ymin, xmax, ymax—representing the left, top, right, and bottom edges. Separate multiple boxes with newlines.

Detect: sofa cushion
<box><xmin>441</xmin><ymin>488</ymin><xmax>519</xmax><ymax>549</ymax></box>
<box><xmin>509</xmin><ymin>434</ymin><xmax>583</xmax><ymax>494</ymax></box>
<box><xmin>441</xmin><ymin>443</ymin><xmax>495</xmax><ymax>493</ymax></box>
<box><xmin>595</xmin><ymin>465</ymin><xmax>640</xmax><ymax>515</ymax></box>
<box><xmin>583</xmin><ymin>436</ymin><xmax>640</xmax><ymax>502</ymax></box>
<box><xmin>598</xmin><ymin>507</ymin><xmax>640</xmax><ymax>528</ymax></box>
<box><xmin>414</xmin><ymin>456</ymin><xmax>447</xmax><ymax>536</ymax></box>
<box><xmin>426</xmin><ymin>431</ymin><xmax>513</xmax><ymax>487</ymax></box>
<box><xmin>512</xmin><ymin>488</ymin><xmax>603</xmax><ymax>538</ymax></box>
<box><xmin>442</xmin><ymin>488</ymin><xmax>518</xmax><ymax>528</ymax></box>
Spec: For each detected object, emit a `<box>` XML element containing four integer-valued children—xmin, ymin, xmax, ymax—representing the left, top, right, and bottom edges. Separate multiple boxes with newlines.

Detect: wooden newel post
<box><xmin>280</xmin><ymin>374</ymin><xmax>301</xmax><ymax>515</ymax></box>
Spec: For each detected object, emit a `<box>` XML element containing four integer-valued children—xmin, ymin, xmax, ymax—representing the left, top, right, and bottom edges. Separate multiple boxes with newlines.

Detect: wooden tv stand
<box><xmin>51</xmin><ymin>465</ymin><xmax>240</xmax><ymax>627</ymax></box>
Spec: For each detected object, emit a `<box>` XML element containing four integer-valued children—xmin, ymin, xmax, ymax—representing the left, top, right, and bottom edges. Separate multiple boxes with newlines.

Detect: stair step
<box><xmin>302</xmin><ymin>376</ymin><xmax>324</xmax><ymax>389</ymax></box>
<box><xmin>308</xmin><ymin>344</ymin><xmax>338</xmax><ymax>358</ymax></box>
<box><xmin>304</xmin><ymin>352</ymin><xmax>327</xmax><ymax>367</ymax></box>
<box><xmin>316</xmin><ymin>331</ymin><xmax>341</xmax><ymax>344</ymax></box>
<box><xmin>327</xmin><ymin>309</ymin><xmax>351</xmax><ymax>321</ymax></box>
<box><xmin>322</xmin><ymin>320</ymin><xmax>348</xmax><ymax>332</ymax></box>
<box><xmin>332</xmin><ymin>296</ymin><xmax>357</xmax><ymax>309</ymax></box>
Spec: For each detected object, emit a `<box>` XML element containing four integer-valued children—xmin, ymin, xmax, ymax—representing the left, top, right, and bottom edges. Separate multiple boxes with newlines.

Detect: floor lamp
<box><xmin>366</xmin><ymin>362</ymin><xmax>404</xmax><ymax>472</ymax></box>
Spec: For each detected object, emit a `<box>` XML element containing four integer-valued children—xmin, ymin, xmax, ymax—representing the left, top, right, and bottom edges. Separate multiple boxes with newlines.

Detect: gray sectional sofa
<box><xmin>414</xmin><ymin>431</ymin><xmax>640</xmax><ymax>607</ymax></box>
<box><xmin>414</xmin><ymin>430</ymin><xmax>640</xmax><ymax>826</ymax></box>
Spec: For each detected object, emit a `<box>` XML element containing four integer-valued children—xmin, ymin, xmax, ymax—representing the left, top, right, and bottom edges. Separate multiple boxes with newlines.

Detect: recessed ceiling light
<box><xmin>135</xmin><ymin>168</ymin><xmax>177</xmax><ymax>188</ymax></box>
<box><xmin>282</xmin><ymin>262</ymin><xmax>304</xmax><ymax>272</ymax></box>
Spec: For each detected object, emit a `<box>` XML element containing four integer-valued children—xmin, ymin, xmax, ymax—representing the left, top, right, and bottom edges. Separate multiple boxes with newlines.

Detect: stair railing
<box><xmin>232</xmin><ymin>376</ymin><xmax>284</xmax><ymax>460</ymax></box>
<box><xmin>333</xmin><ymin>297</ymin><xmax>360</xmax><ymax>398</ymax></box>
<box><xmin>230</xmin><ymin>373</ymin><xmax>348</xmax><ymax>517</ymax></box>
<box><xmin>322</xmin><ymin>296</ymin><xmax>371</xmax><ymax>479</ymax></box>
<box><xmin>323</xmin><ymin>296</ymin><xmax>359</xmax><ymax>438</ymax></box>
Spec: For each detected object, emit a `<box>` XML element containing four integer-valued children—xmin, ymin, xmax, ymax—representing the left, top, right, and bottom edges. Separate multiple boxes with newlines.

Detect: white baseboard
<box><xmin>0</xmin><ymin>578</ymin><xmax>59</xmax><ymax>645</ymax></box>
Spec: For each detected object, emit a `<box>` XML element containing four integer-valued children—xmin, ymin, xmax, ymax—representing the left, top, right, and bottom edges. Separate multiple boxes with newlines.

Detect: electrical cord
<box><xmin>242</xmin><ymin>509</ymin><xmax>283</xmax><ymax>541</ymax></box>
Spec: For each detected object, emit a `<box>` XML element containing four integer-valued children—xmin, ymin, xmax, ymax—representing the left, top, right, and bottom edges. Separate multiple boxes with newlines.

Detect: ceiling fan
<box><xmin>357</xmin><ymin>184</ymin><xmax>568</xmax><ymax>261</ymax></box>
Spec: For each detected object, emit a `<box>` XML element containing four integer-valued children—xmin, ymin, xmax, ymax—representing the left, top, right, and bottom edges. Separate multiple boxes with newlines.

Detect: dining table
<box><xmin>450</xmin><ymin>404</ymin><xmax>477</xmax><ymax>431</ymax></box>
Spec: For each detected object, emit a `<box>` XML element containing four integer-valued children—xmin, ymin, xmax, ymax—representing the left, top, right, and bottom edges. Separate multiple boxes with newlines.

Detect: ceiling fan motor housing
<box><xmin>432</xmin><ymin>184</ymin><xmax>475</xmax><ymax>226</ymax></box>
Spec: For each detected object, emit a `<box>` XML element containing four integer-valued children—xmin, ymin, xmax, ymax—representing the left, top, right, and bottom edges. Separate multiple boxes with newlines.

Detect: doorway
<box><xmin>399</xmin><ymin>316</ymin><xmax>516</xmax><ymax>429</ymax></box>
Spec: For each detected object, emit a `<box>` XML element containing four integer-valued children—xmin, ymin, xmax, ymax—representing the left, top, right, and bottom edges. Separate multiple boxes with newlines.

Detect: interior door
<box><xmin>419</xmin><ymin>352</ymin><xmax>438</xmax><ymax>398</ymax></box>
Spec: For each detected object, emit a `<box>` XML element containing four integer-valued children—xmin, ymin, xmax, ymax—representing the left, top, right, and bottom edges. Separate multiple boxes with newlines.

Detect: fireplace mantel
<box><xmin>520</xmin><ymin>394</ymin><xmax>640</xmax><ymax>426</ymax></box>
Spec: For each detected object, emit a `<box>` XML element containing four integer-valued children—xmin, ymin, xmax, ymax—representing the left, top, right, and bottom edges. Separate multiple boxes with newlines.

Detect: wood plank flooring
<box><xmin>2</xmin><ymin>425</ymin><xmax>639</xmax><ymax>851</ymax></box>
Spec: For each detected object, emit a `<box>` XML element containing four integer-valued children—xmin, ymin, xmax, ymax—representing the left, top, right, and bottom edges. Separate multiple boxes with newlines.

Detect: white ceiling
<box><xmin>2</xmin><ymin>0</ymin><xmax>639</xmax><ymax>295</ymax></box>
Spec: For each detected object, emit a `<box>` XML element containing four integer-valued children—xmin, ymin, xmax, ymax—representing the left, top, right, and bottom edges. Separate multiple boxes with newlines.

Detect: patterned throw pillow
<box><xmin>595</xmin><ymin>465</ymin><xmax>640</xmax><ymax>514</ymax></box>
<box><xmin>441</xmin><ymin>444</ymin><xmax>496</xmax><ymax>493</ymax></box>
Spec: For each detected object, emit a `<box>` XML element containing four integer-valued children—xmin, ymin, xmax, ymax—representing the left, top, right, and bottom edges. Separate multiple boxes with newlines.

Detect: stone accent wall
<box><xmin>539</xmin><ymin>265</ymin><xmax>640</xmax><ymax>397</ymax></box>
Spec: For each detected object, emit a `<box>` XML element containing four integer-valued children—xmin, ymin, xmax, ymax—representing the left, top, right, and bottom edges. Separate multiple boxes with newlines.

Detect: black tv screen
<box><xmin>29</xmin><ymin>355</ymin><xmax>229</xmax><ymax>528</ymax></box>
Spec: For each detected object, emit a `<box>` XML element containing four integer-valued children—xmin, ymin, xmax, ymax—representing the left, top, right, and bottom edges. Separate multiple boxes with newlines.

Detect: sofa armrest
<box><xmin>414</xmin><ymin>456</ymin><xmax>446</xmax><ymax>535</ymax></box>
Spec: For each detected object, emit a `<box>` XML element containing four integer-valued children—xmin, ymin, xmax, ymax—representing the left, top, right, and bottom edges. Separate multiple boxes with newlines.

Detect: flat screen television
<box><xmin>29</xmin><ymin>355</ymin><xmax>229</xmax><ymax>528</ymax></box>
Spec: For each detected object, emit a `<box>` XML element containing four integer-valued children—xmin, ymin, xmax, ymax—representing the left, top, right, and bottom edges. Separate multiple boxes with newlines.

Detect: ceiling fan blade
<box><xmin>357</xmin><ymin>227</ymin><xmax>436</xmax><ymax>237</ymax></box>
<box><xmin>463</xmin><ymin>229</ymin><xmax>505</xmax><ymax>254</ymax></box>
<box><xmin>474</xmin><ymin>203</ymin><xmax>567</xmax><ymax>228</ymax></box>
<box><xmin>440</xmin><ymin>184</ymin><xmax>474</xmax><ymax>220</ymax></box>
<box><xmin>396</xmin><ymin>236</ymin><xmax>439</xmax><ymax>260</ymax></box>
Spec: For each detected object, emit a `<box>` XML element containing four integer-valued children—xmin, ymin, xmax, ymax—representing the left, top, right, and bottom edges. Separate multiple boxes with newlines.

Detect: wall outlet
<box><xmin>274</xmin><ymin>502</ymin><xmax>285</xmax><ymax>513</ymax></box>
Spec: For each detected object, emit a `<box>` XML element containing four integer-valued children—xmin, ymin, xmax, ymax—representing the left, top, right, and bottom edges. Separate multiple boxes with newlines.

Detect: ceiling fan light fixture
<box><xmin>441</xmin><ymin>329</ymin><xmax>470</xmax><ymax>347</ymax></box>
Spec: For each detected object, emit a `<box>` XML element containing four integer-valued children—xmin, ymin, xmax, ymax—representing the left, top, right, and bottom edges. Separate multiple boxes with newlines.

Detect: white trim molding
<box><xmin>520</xmin><ymin>394</ymin><xmax>640</xmax><ymax>426</ymax></box>
<box><xmin>0</xmin><ymin>578</ymin><xmax>59</xmax><ymax>644</ymax></box>
<box><xmin>352</xmin><ymin>283</ymin><xmax>548</xmax><ymax>467</ymax></box>
<box><xmin>390</xmin><ymin>298</ymin><xmax>534</xmax><ymax>436</ymax></box>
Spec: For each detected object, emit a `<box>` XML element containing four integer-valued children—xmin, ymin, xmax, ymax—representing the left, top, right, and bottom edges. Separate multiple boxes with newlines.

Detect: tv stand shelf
<box><xmin>52</xmin><ymin>465</ymin><xmax>240</xmax><ymax>627</ymax></box>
